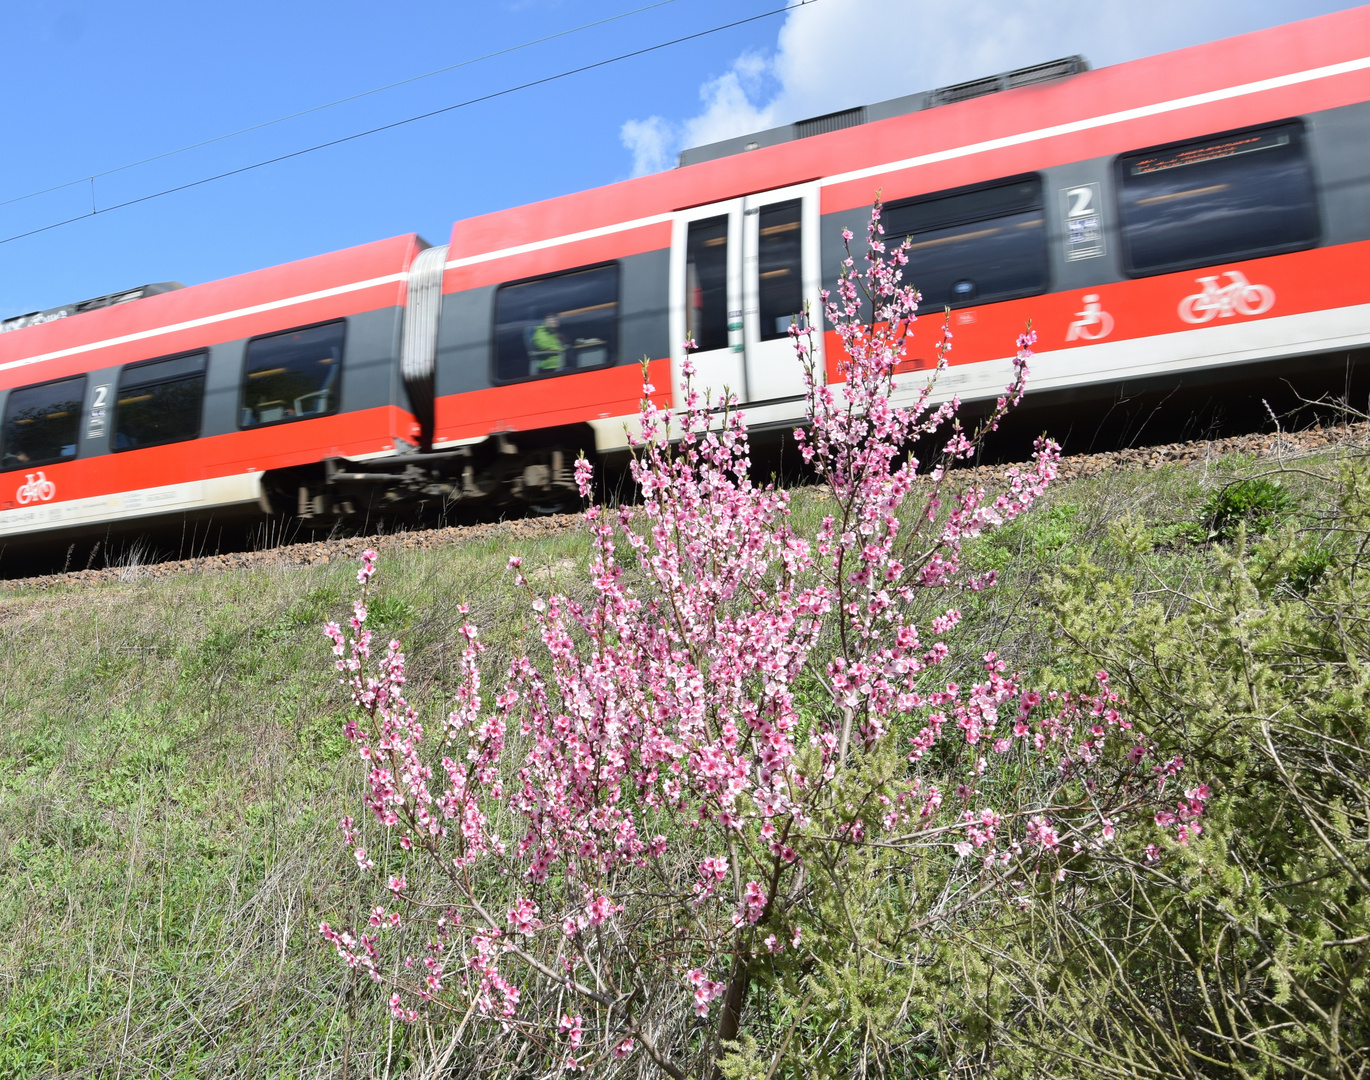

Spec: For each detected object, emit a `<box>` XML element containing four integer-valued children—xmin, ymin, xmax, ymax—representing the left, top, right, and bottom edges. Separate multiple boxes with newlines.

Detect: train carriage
<box><xmin>0</xmin><ymin>236</ymin><xmax>427</xmax><ymax>540</ymax></box>
<box><xmin>1</xmin><ymin>5</ymin><xmax>1368</xmax><ymax>548</ymax></box>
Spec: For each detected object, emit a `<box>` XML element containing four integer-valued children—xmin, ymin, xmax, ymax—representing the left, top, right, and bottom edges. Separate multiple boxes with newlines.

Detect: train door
<box><xmin>670</xmin><ymin>198</ymin><xmax>744</xmax><ymax>410</ymax></box>
<box><xmin>669</xmin><ymin>181</ymin><xmax>823</xmax><ymax>415</ymax></box>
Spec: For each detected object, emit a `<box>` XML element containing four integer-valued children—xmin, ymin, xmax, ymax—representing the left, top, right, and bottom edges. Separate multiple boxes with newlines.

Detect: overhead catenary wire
<box><xmin>0</xmin><ymin>0</ymin><xmax>680</xmax><ymax>212</ymax></box>
<box><xmin>0</xmin><ymin>1</ymin><xmax>817</xmax><ymax>249</ymax></box>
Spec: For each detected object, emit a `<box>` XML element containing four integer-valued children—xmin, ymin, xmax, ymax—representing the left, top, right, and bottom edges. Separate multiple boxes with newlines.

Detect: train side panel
<box><xmin>426</xmin><ymin>7</ymin><xmax>1370</xmax><ymax>459</ymax></box>
<box><xmin>432</xmin><ymin>242</ymin><xmax>671</xmax><ymax>449</ymax></box>
<box><xmin>0</xmin><ymin>236</ymin><xmax>426</xmax><ymax>538</ymax></box>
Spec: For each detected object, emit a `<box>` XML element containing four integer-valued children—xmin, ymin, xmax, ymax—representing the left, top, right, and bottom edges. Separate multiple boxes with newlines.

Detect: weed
<box><xmin>366</xmin><ymin>592</ymin><xmax>414</xmax><ymax>630</ymax></box>
<box><xmin>1201</xmin><ymin>476</ymin><xmax>1294</xmax><ymax>540</ymax></box>
<box><xmin>1285</xmin><ymin>546</ymin><xmax>1332</xmax><ymax>594</ymax></box>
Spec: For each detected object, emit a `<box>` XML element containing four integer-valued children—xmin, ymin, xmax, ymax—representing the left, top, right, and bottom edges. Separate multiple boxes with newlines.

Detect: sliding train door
<box><xmin>669</xmin><ymin>181</ymin><xmax>823</xmax><ymax>418</ymax></box>
<box><xmin>669</xmin><ymin>197</ymin><xmax>744</xmax><ymax>410</ymax></box>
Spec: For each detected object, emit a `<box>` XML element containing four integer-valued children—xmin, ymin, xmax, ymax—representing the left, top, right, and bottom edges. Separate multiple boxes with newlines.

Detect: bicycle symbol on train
<box><xmin>16</xmin><ymin>471</ymin><xmax>56</xmax><ymax>505</ymax></box>
<box><xmin>1178</xmin><ymin>271</ymin><xmax>1276</xmax><ymax>324</ymax></box>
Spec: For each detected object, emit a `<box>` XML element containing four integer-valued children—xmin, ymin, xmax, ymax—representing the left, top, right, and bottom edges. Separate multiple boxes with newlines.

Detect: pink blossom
<box><xmin>317</xmin><ymin>199</ymin><xmax>1200</xmax><ymax>1050</ymax></box>
<box><xmin>1026</xmin><ymin>816</ymin><xmax>1060</xmax><ymax>850</ymax></box>
<box><xmin>507</xmin><ymin>897</ymin><xmax>541</xmax><ymax>936</ymax></box>
<box><xmin>558</xmin><ymin>1014</ymin><xmax>584</xmax><ymax>1047</ymax></box>
<box><xmin>688</xmin><ymin>971</ymin><xmax>726</xmax><ymax>1017</ymax></box>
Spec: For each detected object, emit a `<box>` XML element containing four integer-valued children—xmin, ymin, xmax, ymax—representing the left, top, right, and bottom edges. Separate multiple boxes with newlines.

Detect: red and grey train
<box><xmin>2</xmin><ymin>6</ymin><xmax>1368</xmax><ymax>546</ymax></box>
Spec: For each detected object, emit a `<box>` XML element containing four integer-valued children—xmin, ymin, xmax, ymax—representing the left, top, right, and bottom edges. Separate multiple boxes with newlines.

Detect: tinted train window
<box><xmin>1118</xmin><ymin>121</ymin><xmax>1319</xmax><ymax>276</ymax></box>
<box><xmin>2</xmin><ymin>375</ymin><xmax>85</xmax><ymax>471</ymax></box>
<box><xmin>115</xmin><ymin>352</ymin><xmax>206</xmax><ymax>452</ymax></box>
<box><xmin>758</xmin><ymin>200</ymin><xmax>803</xmax><ymax>341</ymax></box>
<box><xmin>494</xmin><ymin>265</ymin><xmax>618</xmax><ymax>382</ymax></box>
<box><xmin>882</xmin><ymin>176</ymin><xmax>1047</xmax><ymax>309</ymax></box>
<box><xmin>686</xmin><ymin>216</ymin><xmax>729</xmax><ymax>352</ymax></box>
<box><xmin>240</xmin><ymin>321</ymin><xmax>344</xmax><ymax>428</ymax></box>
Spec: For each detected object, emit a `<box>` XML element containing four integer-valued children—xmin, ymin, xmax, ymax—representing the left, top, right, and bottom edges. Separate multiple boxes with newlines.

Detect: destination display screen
<box><xmin>1129</xmin><ymin>130</ymin><xmax>1291</xmax><ymax>175</ymax></box>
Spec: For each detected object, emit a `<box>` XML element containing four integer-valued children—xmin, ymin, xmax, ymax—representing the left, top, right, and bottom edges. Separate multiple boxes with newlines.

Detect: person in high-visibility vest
<box><xmin>530</xmin><ymin>313</ymin><xmax>566</xmax><ymax>373</ymax></box>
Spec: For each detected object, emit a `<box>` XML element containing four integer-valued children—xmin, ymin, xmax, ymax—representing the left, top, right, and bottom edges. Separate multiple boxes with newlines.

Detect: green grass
<box><xmin>0</xmin><ymin>526</ymin><xmax>592</xmax><ymax>1079</ymax></box>
<box><xmin>0</xmin><ymin>448</ymin><xmax>1348</xmax><ymax>1078</ymax></box>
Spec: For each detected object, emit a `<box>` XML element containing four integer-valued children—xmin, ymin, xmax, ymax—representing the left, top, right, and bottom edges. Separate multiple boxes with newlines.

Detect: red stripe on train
<box><xmin>0</xmin><ymin>235</ymin><xmax>424</xmax><ymax>387</ymax></box>
<box><xmin>826</xmin><ymin>241</ymin><xmax>1370</xmax><ymax>382</ymax></box>
<box><xmin>434</xmin><ymin>359</ymin><xmax>672</xmax><ymax>444</ymax></box>
<box><xmin>0</xmin><ymin>405</ymin><xmax>416</xmax><ymax>510</ymax></box>
<box><xmin>444</xmin><ymin>222</ymin><xmax>673</xmax><ymax>294</ymax></box>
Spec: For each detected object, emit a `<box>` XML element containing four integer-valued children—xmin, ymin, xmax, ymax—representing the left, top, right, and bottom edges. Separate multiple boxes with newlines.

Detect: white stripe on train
<box><xmin>3</xmin><ymin>54</ymin><xmax>1367</xmax><ymax>378</ymax></box>
<box><xmin>443</xmin><ymin>55</ymin><xmax>1370</xmax><ymax>271</ymax></box>
<box><xmin>576</xmin><ymin>302</ymin><xmax>1370</xmax><ymax>453</ymax></box>
<box><xmin>0</xmin><ymin>272</ymin><xmax>408</xmax><ymax>374</ymax></box>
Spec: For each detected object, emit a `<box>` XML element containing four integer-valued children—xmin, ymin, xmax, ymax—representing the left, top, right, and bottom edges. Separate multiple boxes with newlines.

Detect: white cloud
<box><xmin>680</xmin><ymin>50</ymin><xmax>777</xmax><ymax>149</ymax></box>
<box><xmin>621</xmin><ymin>115</ymin><xmax>676</xmax><ymax>177</ymax></box>
<box><xmin>620</xmin><ymin>51</ymin><xmax>777</xmax><ymax>177</ymax></box>
<box><xmin>622</xmin><ymin>0</ymin><xmax>1351</xmax><ymax>174</ymax></box>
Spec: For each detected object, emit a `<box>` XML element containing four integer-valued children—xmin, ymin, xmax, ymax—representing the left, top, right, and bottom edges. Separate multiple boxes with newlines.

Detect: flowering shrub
<box><xmin>320</xmin><ymin>205</ymin><xmax>1200</xmax><ymax>1078</ymax></box>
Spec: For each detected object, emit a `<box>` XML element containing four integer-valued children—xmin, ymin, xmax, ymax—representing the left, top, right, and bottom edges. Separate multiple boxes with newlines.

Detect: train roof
<box><xmin>677</xmin><ymin>56</ymin><xmax>1091</xmax><ymax>168</ymax></box>
<box><xmin>0</xmin><ymin>234</ymin><xmax>428</xmax><ymax>387</ymax></box>
<box><xmin>446</xmin><ymin>3</ymin><xmax>1370</xmax><ymax>275</ymax></box>
<box><xmin>1</xmin><ymin>283</ymin><xmax>183</xmax><ymax>335</ymax></box>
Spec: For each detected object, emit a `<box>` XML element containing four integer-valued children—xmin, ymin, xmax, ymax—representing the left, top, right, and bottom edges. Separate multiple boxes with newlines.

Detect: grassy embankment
<box><xmin>0</xmin><ymin>441</ymin><xmax>1355</xmax><ymax>1078</ymax></box>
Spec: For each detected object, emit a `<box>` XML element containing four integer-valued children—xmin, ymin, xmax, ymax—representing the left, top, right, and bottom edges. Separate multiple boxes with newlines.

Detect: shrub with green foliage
<box><xmin>942</xmin><ymin>458</ymin><xmax>1370</xmax><ymax>1078</ymax></box>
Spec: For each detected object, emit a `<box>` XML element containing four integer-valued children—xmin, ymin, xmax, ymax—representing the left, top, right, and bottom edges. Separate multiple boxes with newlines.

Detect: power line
<box><xmin>0</xmin><ymin>0</ymin><xmax>680</xmax><ymax>213</ymax></box>
<box><xmin>0</xmin><ymin>1</ymin><xmax>815</xmax><ymax>249</ymax></box>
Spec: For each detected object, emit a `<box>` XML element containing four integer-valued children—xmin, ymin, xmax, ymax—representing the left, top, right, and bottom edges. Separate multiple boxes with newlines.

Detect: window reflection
<box><xmin>1118</xmin><ymin>122</ymin><xmax>1319</xmax><ymax>275</ymax></box>
<box><xmin>686</xmin><ymin>216</ymin><xmax>729</xmax><ymax>352</ymax></box>
<box><xmin>115</xmin><ymin>352</ymin><xmax>206</xmax><ymax>451</ymax></box>
<box><xmin>2</xmin><ymin>376</ymin><xmax>86</xmax><ymax>471</ymax></box>
<box><xmin>882</xmin><ymin>176</ymin><xmax>1047</xmax><ymax>310</ymax></box>
<box><xmin>240</xmin><ymin>322</ymin><xmax>344</xmax><ymax>428</ymax></box>
<box><xmin>758</xmin><ymin>200</ymin><xmax>803</xmax><ymax>340</ymax></box>
<box><xmin>494</xmin><ymin>265</ymin><xmax>619</xmax><ymax>382</ymax></box>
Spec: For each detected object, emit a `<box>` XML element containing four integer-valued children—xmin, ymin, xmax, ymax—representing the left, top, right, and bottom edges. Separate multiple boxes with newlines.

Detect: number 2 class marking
<box><xmin>1066</xmin><ymin>186</ymin><xmax>1095</xmax><ymax>217</ymax></box>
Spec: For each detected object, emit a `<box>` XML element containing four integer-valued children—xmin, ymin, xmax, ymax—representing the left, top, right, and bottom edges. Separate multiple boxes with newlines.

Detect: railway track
<box><xmin>4</xmin><ymin>420</ymin><xmax>1364</xmax><ymax>591</ymax></box>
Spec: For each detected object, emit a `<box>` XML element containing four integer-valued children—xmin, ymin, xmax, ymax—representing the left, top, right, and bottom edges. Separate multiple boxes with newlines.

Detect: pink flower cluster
<box><xmin>688</xmin><ymin>968</ymin><xmax>727</xmax><ymax>1017</ymax></box>
<box><xmin>319</xmin><ymin>201</ymin><xmax>1203</xmax><ymax>1073</ymax></box>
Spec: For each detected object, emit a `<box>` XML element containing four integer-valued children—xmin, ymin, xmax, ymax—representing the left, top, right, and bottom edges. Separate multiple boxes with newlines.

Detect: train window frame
<box><xmin>112</xmin><ymin>349</ymin><xmax>208</xmax><ymax>454</ymax></box>
<box><xmin>686</xmin><ymin>216</ymin><xmax>730</xmax><ymax>352</ymax></box>
<box><xmin>1114</xmin><ymin>118</ymin><xmax>1321</xmax><ymax>278</ymax></box>
<box><xmin>757</xmin><ymin>199</ymin><xmax>805</xmax><ymax>342</ymax></box>
<box><xmin>237</xmin><ymin>319</ymin><xmax>346</xmax><ymax>431</ymax></box>
<box><xmin>490</xmin><ymin>262</ymin><xmax>621</xmax><ymax>386</ymax></box>
<box><xmin>1</xmin><ymin>373</ymin><xmax>88</xmax><ymax>473</ymax></box>
<box><xmin>879</xmin><ymin>173</ymin><xmax>1049</xmax><ymax>311</ymax></box>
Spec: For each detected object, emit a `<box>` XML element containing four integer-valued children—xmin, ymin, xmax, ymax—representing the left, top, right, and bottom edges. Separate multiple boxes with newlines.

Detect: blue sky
<box><xmin>0</xmin><ymin>0</ymin><xmax>1355</xmax><ymax>319</ymax></box>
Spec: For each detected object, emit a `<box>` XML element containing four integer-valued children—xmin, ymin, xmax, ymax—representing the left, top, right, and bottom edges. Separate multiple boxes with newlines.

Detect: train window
<box><xmin>240</xmin><ymin>321</ymin><xmax>344</xmax><ymax>428</ymax></box>
<box><xmin>1117</xmin><ymin>121</ymin><xmax>1319</xmax><ymax>276</ymax></box>
<box><xmin>686</xmin><ymin>216</ymin><xmax>729</xmax><ymax>352</ymax></box>
<box><xmin>114</xmin><ymin>352</ymin><xmax>207</xmax><ymax>452</ymax></box>
<box><xmin>493</xmin><ymin>264</ymin><xmax>618</xmax><ymax>382</ymax></box>
<box><xmin>758</xmin><ymin>200</ymin><xmax>803</xmax><ymax>341</ymax></box>
<box><xmin>1</xmin><ymin>375</ymin><xmax>86</xmax><ymax>472</ymax></box>
<box><xmin>882</xmin><ymin>176</ymin><xmax>1047</xmax><ymax>309</ymax></box>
